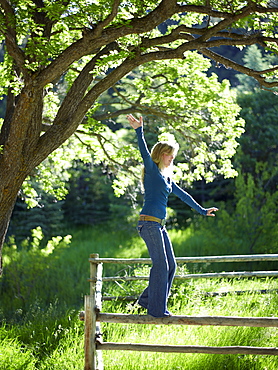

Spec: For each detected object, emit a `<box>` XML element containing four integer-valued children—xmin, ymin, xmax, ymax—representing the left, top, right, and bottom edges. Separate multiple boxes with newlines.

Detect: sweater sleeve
<box><xmin>172</xmin><ymin>181</ymin><xmax>207</xmax><ymax>216</ymax></box>
<box><xmin>135</xmin><ymin>126</ymin><xmax>156</xmax><ymax>171</ymax></box>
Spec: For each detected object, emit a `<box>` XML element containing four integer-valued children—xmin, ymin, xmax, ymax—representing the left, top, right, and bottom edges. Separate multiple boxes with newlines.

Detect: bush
<box><xmin>183</xmin><ymin>171</ymin><xmax>278</xmax><ymax>271</ymax></box>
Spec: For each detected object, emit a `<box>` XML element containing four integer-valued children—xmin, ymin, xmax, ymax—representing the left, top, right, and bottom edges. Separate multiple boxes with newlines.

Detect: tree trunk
<box><xmin>0</xmin><ymin>83</ymin><xmax>44</xmax><ymax>275</ymax></box>
<box><xmin>0</xmin><ymin>170</ymin><xmax>27</xmax><ymax>275</ymax></box>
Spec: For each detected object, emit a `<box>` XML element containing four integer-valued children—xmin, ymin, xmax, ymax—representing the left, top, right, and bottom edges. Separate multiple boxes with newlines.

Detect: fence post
<box><xmin>84</xmin><ymin>295</ymin><xmax>96</xmax><ymax>370</ymax></box>
<box><xmin>95</xmin><ymin>256</ymin><xmax>103</xmax><ymax>370</ymax></box>
<box><xmin>84</xmin><ymin>253</ymin><xmax>103</xmax><ymax>370</ymax></box>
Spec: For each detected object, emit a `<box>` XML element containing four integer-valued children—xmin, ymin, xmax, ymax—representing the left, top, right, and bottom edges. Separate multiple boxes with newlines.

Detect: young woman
<box><xmin>127</xmin><ymin>114</ymin><xmax>218</xmax><ymax>318</ymax></box>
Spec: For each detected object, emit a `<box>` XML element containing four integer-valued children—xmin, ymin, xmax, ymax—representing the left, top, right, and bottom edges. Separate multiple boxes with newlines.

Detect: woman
<box><xmin>127</xmin><ymin>114</ymin><xmax>218</xmax><ymax>318</ymax></box>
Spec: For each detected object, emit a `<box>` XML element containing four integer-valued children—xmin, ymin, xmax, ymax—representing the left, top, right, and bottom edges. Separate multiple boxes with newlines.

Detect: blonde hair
<box><xmin>151</xmin><ymin>141</ymin><xmax>179</xmax><ymax>170</ymax></box>
<box><xmin>141</xmin><ymin>141</ymin><xmax>179</xmax><ymax>185</ymax></box>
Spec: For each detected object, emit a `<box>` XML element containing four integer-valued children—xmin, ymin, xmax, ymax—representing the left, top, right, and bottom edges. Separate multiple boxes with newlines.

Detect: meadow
<box><xmin>0</xmin><ymin>225</ymin><xmax>278</xmax><ymax>369</ymax></box>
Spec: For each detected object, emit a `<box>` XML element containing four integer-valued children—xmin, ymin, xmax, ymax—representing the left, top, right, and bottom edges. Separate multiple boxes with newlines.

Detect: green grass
<box><xmin>101</xmin><ymin>278</ymin><xmax>278</xmax><ymax>370</ymax></box>
<box><xmin>0</xmin><ymin>225</ymin><xmax>278</xmax><ymax>369</ymax></box>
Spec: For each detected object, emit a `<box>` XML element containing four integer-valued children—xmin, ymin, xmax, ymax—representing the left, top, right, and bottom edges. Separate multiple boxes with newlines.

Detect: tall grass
<box><xmin>0</xmin><ymin>225</ymin><xmax>277</xmax><ymax>369</ymax></box>
<box><xmin>101</xmin><ymin>278</ymin><xmax>278</xmax><ymax>370</ymax></box>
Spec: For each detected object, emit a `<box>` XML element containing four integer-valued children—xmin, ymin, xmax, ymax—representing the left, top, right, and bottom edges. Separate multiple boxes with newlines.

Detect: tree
<box><xmin>236</xmin><ymin>44</ymin><xmax>278</xmax><ymax>91</ymax></box>
<box><xmin>234</xmin><ymin>44</ymin><xmax>278</xmax><ymax>195</ymax></box>
<box><xmin>236</xmin><ymin>90</ymin><xmax>278</xmax><ymax>178</ymax></box>
<box><xmin>1</xmin><ymin>0</ymin><xmax>278</xmax><ymax>273</ymax></box>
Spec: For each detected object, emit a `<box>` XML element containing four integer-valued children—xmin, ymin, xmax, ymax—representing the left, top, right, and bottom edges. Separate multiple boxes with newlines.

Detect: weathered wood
<box><xmin>203</xmin><ymin>288</ymin><xmax>278</xmax><ymax>297</ymax></box>
<box><xmin>95</xmin><ymin>262</ymin><xmax>103</xmax><ymax>370</ymax></box>
<box><xmin>89</xmin><ymin>254</ymin><xmax>278</xmax><ymax>264</ymax></box>
<box><xmin>88</xmin><ymin>270</ymin><xmax>278</xmax><ymax>282</ymax></box>
<box><xmin>97</xmin><ymin>342</ymin><xmax>278</xmax><ymax>355</ymax></box>
<box><xmin>88</xmin><ymin>254</ymin><xmax>104</xmax><ymax>370</ymax></box>
<box><xmin>89</xmin><ymin>253</ymin><xmax>99</xmax><ymax>296</ymax></box>
<box><xmin>95</xmin><ymin>262</ymin><xmax>103</xmax><ymax>312</ymax></box>
<box><xmin>84</xmin><ymin>254</ymin><xmax>102</xmax><ymax>370</ymax></box>
<box><xmin>84</xmin><ymin>295</ymin><xmax>96</xmax><ymax>370</ymax></box>
<box><xmin>102</xmin><ymin>289</ymin><xmax>278</xmax><ymax>301</ymax></box>
<box><xmin>95</xmin><ymin>326</ymin><xmax>103</xmax><ymax>370</ymax></box>
<box><xmin>97</xmin><ymin>313</ymin><xmax>278</xmax><ymax>327</ymax></box>
<box><xmin>83</xmin><ymin>253</ymin><xmax>278</xmax><ymax>368</ymax></box>
<box><xmin>102</xmin><ymin>295</ymin><xmax>138</xmax><ymax>301</ymax></box>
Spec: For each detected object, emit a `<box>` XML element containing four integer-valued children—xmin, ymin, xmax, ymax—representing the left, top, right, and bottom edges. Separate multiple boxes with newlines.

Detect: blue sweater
<box><xmin>136</xmin><ymin>126</ymin><xmax>207</xmax><ymax>219</ymax></box>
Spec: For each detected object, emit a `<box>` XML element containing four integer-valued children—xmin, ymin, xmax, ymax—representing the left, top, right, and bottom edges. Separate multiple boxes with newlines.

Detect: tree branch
<box><xmin>36</xmin><ymin>0</ymin><xmax>180</xmax><ymax>86</ymax></box>
<box><xmin>138</xmin><ymin>25</ymin><xmax>278</xmax><ymax>69</ymax></box>
<box><xmin>201</xmin><ymin>48</ymin><xmax>278</xmax><ymax>88</ymax></box>
<box><xmin>92</xmin><ymin>85</ymin><xmax>201</xmax><ymax>141</ymax></box>
<box><xmin>201</xmin><ymin>35</ymin><xmax>278</xmax><ymax>49</ymax></box>
<box><xmin>0</xmin><ymin>0</ymin><xmax>28</xmax><ymax>78</ymax></box>
<box><xmin>34</xmin><ymin>42</ymin><xmax>126</xmax><ymax>164</ymax></box>
<box><xmin>178</xmin><ymin>3</ymin><xmax>278</xmax><ymax>18</ymax></box>
<box><xmin>96</xmin><ymin>133</ymin><xmax>138</xmax><ymax>176</ymax></box>
<box><xmin>92</xmin><ymin>0</ymin><xmax>121</xmax><ymax>37</ymax></box>
<box><xmin>74</xmin><ymin>131</ymin><xmax>139</xmax><ymax>178</ymax></box>
<box><xmin>196</xmin><ymin>4</ymin><xmax>257</xmax><ymax>43</ymax></box>
<box><xmin>52</xmin><ymin>41</ymin><xmax>121</xmax><ymax>126</ymax></box>
<box><xmin>178</xmin><ymin>4</ymin><xmax>230</xmax><ymax>18</ymax></box>
<box><xmin>93</xmin><ymin>107</ymin><xmax>142</xmax><ymax>122</ymax></box>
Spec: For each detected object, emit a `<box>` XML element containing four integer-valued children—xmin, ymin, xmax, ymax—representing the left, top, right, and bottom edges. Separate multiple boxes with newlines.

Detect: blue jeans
<box><xmin>137</xmin><ymin>220</ymin><xmax>176</xmax><ymax>317</ymax></box>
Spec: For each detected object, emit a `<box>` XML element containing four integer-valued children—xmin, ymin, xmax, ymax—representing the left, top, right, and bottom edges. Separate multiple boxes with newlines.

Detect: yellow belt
<box><xmin>139</xmin><ymin>215</ymin><xmax>166</xmax><ymax>226</ymax></box>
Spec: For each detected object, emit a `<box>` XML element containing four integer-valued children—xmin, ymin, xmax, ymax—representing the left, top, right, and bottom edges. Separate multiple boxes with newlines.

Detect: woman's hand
<box><xmin>127</xmin><ymin>114</ymin><xmax>143</xmax><ymax>129</ymax></box>
<box><xmin>206</xmin><ymin>207</ymin><xmax>219</xmax><ymax>217</ymax></box>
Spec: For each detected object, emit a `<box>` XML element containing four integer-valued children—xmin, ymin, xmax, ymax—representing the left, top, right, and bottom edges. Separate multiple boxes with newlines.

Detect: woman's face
<box><xmin>161</xmin><ymin>152</ymin><xmax>175</xmax><ymax>168</ymax></box>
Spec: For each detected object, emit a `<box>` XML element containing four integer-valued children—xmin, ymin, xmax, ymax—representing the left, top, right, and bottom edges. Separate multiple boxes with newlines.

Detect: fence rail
<box><xmin>97</xmin><ymin>313</ymin><xmax>278</xmax><ymax>327</ymax></box>
<box><xmin>97</xmin><ymin>343</ymin><xmax>278</xmax><ymax>356</ymax></box>
<box><xmin>82</xmin><ymin>253</ymin><xmax>278</xmax><ymax>370</ymax></box>
<box><xmin>88</xmin><ymin>270</ymin><xmax>278</xmax><ymax>282</ymax></box>
<box><xmin>88</xmin><ymin>254</ymin><xmax>278</xmax><ymax>264</ymax></box>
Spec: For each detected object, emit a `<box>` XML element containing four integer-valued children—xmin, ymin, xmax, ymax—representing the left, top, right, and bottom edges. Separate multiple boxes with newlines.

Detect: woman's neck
<box><xmin>160</xmin><ymin>166</ymin><xmax>173</xmax><ymax>179</ymax></box>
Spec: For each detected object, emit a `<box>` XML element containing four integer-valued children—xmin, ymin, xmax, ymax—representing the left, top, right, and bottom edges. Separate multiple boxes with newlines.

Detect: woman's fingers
<box><xmin>207</xmin><ymin>207</ymin><xmax>219</xmax><ymax>216</ymax></box>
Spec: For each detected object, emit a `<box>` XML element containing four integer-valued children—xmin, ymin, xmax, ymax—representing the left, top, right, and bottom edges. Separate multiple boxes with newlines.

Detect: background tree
<box><xmin>236</xmin><ymin>44</ymin><xmax>278</xmax><ymax>92</ymax></box>
<box><xmin>1</xmin><ymin>0</ymin><xmax>278</xmax><ymax>273</ymax></box>
<box><xmin>188</xmin><ymin>44</ymin><xmax>278</xmax><ymax>257</ymax></box>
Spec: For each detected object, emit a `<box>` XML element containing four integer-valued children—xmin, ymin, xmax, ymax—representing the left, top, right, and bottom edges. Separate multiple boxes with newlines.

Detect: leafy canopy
<box><xmin>1</xmin><ymin>0</ymin><xmax>278</xmax><ymax>199</ymax></box>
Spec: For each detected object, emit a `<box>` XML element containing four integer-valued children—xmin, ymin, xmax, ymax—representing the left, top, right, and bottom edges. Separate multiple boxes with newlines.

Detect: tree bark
<box><xmin>0</xmin><ymin>172</ymin><xmax>27</xmax><ymax>275</ymax></box>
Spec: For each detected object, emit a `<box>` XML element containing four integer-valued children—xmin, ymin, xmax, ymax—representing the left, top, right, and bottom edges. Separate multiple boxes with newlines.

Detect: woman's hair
<box><xmin>150</xmin><ymin>141</ymin><xmax>179</xmax><ymax>170</ymax></box>
<box><xmin>141</xmin><ymin>141</ymin><xmax>179</xmax><ymax>186</ymax></box>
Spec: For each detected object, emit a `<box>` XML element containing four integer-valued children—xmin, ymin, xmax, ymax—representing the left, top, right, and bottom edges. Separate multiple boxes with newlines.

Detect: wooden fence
<box><xmin>81</xmin><ymin>253</ymin><xmax>278</xmax><ymax>370</ymax></box>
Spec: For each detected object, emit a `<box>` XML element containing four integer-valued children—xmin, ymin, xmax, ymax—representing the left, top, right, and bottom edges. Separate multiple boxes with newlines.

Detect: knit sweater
<box><xmin>136</xmin><ymin>126</ymin><xmax>207</xmax><ymax>219</ymax></box>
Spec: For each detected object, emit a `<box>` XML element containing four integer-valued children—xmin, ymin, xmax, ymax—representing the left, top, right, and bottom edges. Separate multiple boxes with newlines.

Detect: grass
<box><xmin>0</xmin><ymin>225</ymin><xmax>278</xmax><ymax>369</ymax></box>
<box><xmin>100</xmin><ymin>278</ymin><xmax>278</xmax><ymax>370</ymax></box>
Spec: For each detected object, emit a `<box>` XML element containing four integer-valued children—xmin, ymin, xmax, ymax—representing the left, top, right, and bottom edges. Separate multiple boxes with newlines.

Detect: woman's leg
<box><xmin>161</xmin><ymin>226</ymin><xmax>176</xmax><ymax>299</ymax></box>
<box><xmin>137</xmin><ymin>221</ymin><xmax>175</xmax><ymax>317</ymax></box>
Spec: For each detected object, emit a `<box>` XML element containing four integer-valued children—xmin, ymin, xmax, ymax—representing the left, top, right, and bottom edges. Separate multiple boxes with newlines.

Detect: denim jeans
<box><xmin>137</xmin><ymin>220</ymin><xmax>176</xmax><ymax>317</ymax></box>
